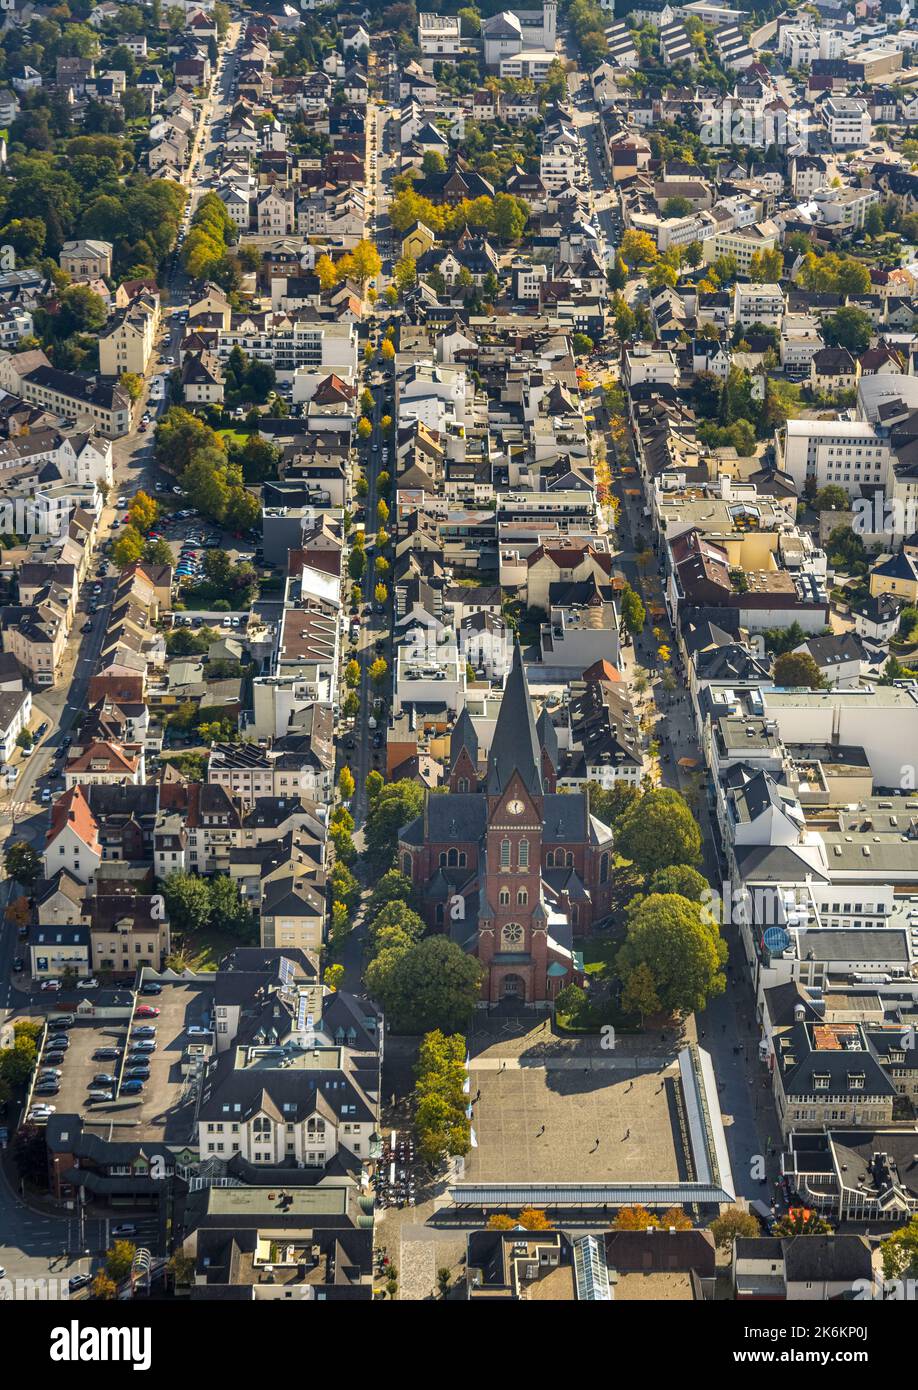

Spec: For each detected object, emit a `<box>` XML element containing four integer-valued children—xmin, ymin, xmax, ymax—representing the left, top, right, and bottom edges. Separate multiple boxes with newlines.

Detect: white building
<box><xmin>822</xmin><ymin>97</ymin><xmax>872</xmax><ymax>149</ymax></box>
<box><xmin>777</xmin><ymin>419</ymin><xmax>891</xmax><ymax>494</ymax></box>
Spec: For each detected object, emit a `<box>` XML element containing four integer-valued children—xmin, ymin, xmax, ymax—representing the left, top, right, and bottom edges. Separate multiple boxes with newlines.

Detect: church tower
<box><xmin>478</xmin><ymin>644</ymin><xmax>548</xmax><ymax>1004</ymax></box>
<box><xmin>542</xmin><ymin>0</ymin><xmax>557</xmax><ymax>50</ymax></box>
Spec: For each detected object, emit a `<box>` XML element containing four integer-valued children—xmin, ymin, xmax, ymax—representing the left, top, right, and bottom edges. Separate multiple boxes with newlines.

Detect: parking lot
<box><xmin>27</xmin><ymin>982</ymin><xmax>215</xmax><ymax>1143</ymax></box>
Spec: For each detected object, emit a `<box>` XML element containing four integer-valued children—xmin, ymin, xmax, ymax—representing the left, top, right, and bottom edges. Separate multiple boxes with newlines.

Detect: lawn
<box><xmin>580</xmin><ymin>935</ymin><xmax>618</xmax><ymax>978</ymax></box>
<box><xmin>216</xmin><ymin>428</ymin><xmax>253</xmax><ymax>448</ymax></box>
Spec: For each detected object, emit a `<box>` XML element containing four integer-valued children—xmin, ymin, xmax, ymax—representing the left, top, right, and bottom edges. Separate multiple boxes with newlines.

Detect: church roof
<box><xmin>450</xmin><ymin>704</ymin><xmax>478</xmax><ymax>770</ymax></box>
<box><xmin>536</xmin><ymin>706</ymin><xmax>559</xmax><ymax>771</ymax></box>
<box><xmin>486</xmin><ymin>643</ymin><xmax>543</xmax><ymax>799</ymax></box>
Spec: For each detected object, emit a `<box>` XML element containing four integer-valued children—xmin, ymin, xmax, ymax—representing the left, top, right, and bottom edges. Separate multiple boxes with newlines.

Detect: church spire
<box><xmin>486</xmin><ymin>641</ymin><xmax>543</xmax><ymax>798</ymax></box>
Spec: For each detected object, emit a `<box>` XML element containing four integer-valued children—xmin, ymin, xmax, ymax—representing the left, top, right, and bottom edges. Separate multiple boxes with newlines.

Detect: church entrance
<box><xmin>501</xmin><ymin>973</ymin><xmax>526</xmax><ymax>1002</ymax></box>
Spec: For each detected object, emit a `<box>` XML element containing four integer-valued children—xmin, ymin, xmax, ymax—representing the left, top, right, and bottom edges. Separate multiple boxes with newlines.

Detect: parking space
<box><xmin>25</xmin><ymin>982</ymin><xmax>214</xmax><ymax>1140</ymax></box>
<box><xmin>28</xmin><ymin>1016</ymin><xmax>132</xmax><ymax>1123</ymax></box>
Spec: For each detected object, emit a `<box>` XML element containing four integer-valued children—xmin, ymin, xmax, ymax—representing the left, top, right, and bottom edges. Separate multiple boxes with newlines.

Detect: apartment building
<box><xmin>822</xmin><ymin>96</ymin><xmax>872</xmax><ymax>148</ymax></box>
<box><xmin>733</xmin><ymin>281</ymin><xmax>785</xmax><ymax>329</ymax></box>
<box><xmin>97</xmin><ymin>295</ymin><xmax>158</xmax><ymax>378</ymax></box>
<box><xmin>20</xmin><ymin>366</ymin><xmax>132</xmax><ymax>438</ymax></box>
<box><xmin>778</xmin><ymin>419</ymin><xmax>891</xmax><ymax>493</ymax></box>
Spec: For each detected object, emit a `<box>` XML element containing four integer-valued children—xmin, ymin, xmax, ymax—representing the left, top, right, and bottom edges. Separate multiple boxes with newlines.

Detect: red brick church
<box><xmin>398</xmin><ymin>645</ymin><xmax>614</xmax><ymax>1006</ymax></box>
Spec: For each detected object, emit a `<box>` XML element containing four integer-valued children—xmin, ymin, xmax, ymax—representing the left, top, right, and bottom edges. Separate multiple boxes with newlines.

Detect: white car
<box><xmin>186</xmin><ymin>1024</ymin><xmax>210</xmax><ymax>1037</ymax></box>
<box><xmin>77</xmin><ymin>978</ymin><xmax>99</xmax><ymax>990</ymax></box>
<box><xmin>40</xmin><ymin>980</ymin><xmax>62</xmax><ymax>992</ymax></box>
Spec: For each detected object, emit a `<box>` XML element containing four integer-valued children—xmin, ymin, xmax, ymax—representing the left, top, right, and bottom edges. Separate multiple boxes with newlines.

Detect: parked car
<box><xmin>121</xmin><ymin>1079</ymin><xmax>145</xmax><ymax>1095</ymax></box>
<box><xmin>135</xmin><ymin>1005</ymin><xmax>160</xmax><ymax>1018</ymax></box>
<box><xmin>77</xmin><ymin>978</ymin><xmax>99</xmax><ymax>990</ymax></box>
<box><xmin>69</xmin><ymin>1274</ymin><xmax>92</xmax><ymax>1292</ymax></box>
<box><xmin>91</xmin><ymin>1074</ymin><xmax>117</xmax><ymax>1086</ymax></box>
<box><xmin>40</xmin><ymin>980</ymin><xmax>61</xmax><ymax>992</ymax></box>
<box><xmin>141</xmin><ymin>983</ymin><xmax>162</xmax><ymax>995</ymax></box>
<box><xmin>111</xmin><ymin>1225</ymin><xmax>138</xmax><ymax>1238</ymax></box>
<box><xmin>129</xmin><ymin>1040</ymin><xmax>156</xmax><ymax>1053</ymax></box>
<box><xmin>87</xmin><ymin>1089</ymin><xmax>113</xmax><ymax>1102</ymax></box>
<box><xmin>94</xmin><ymin>1047</ymin><xmax>121</xmax><ymax>1061</ymax></box>
<box><xmin>186</xmin><ymin>1024</ymin><xmax>210</xmax><ymax>1037</ymax></box>
<box><xmin>124</xmin><ymin>1066</ymin><xmax>151</xmax><ymax>1080</ymax></box>
<box><xmin>132</xmin><ymin>1025</ymin><xmax>156</xmax><ymax>1037</ymax></box>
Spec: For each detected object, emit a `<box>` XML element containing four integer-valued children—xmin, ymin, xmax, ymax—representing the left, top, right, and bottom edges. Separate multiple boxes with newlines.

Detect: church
<box><xmin>398</xmin><ymin>645</ymin><xmax>615</xmax><ymax>1007</ymax></box>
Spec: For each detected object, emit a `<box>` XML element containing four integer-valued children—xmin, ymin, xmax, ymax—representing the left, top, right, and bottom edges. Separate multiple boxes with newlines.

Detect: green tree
<box><xmin>880</xmin><ymin>1214</ymin><xmax>918</xmax><ymax>1281</ymax></box>
<box><xmin>620</xmin><ymin>584</ymin><xmax>646</xmax><ymax>636</ymax></box>
<box><xmin>618</xmin><ymin>893</ymin><xmax>727</xmax><ymax>1016</ymax></box>
<box><xmin>587</xmin><ymin>782</ymin><xmax>642</xmax><ymax>830</ymax></box>
<box><xmin>814</xmin><ymin>484</ymin><xmax>849</xmax><ymax>513</ymax></box>
<box><xmin>822</xmin><ymin>305</ymin><xmax>872</xmax><ymax>355</ymax></box>
<box><xmin>162</xmin><ymin>872</ymin><xmax>212</xmax><ymax>934</ymax></box>
<box><xmin>620</xmin><ymin>963</ymin><xmax>661</xmax><ymax>1026</ymax></box>
<box><xmin>365</xmin><ymin>779</ymin><xmax>426</xmax><ymax>869</ymax></box>
<box><xmin>620</xmin><ymin>229</ymin><xmax>658</xmax><ymax>269</ymax></box>
<box><xmin>105</xmin><ymin>1240</ymin><xmax>137</xmax><ymax>1282</ymax></box>
<box><xmin>155</xmin><ymin>407</ymin><xmax>220</xmax><ymax>475</ymax></box>
<box><xmin>367</xmin><ymin>899</ymin><xmax>426</xmax><ymax>956</ymax></box>
<box><xmin>748</xmin><ymin>248</ymin><xmax>783</xmax><ymax>283</ymax></box>
<box><xmin>4</xmin><ymin>841</ymin><xmax>42</xmax><ymax>885</ymax></box>
<box><xmin>366</xmin><ymin>936</ymin><xmax>484</xmax><ymax>1034</ymax></box>
<box><xmin>330</xmin><ymin>862</ymin><xmax>360</xmax><ymax>912</ymax></box>
<box><xmin>662</xmin><ymin>195</ymin><xmax>693</xmax><ymax>219</ymax></box>
<box><xmin>616</xmin><ymin>788</ymin><xmax>701</xmax><ymax>876</ymax></box>
<box><xmin>112</xmin><ymin>527</ymin><xmax>145</xmax><ymax>569</ymax></box>
<box><xmin>773</xmin><ymin>651</ymin><xmax>827</xmax><ymax>690</ymax></box>
<box><xmin>208</xmin><ymin>876</ymin><xmax>251</xmax><ymax>937</ymax></box>
<box><xmin>367</xmin><ymin>868</ymin><xmax>416</xmax><ymax>919</ymax></box>
<box><xmin>647</xmin><ymin>865</ymin><xmax>708</xmax><ymax>901</ymax></box>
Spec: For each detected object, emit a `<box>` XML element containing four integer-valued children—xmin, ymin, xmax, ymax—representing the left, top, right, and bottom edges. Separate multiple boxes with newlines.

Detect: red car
<box><xmin>135</xmin><ymin>1005</ymin><xmax>161</xmax><ymax>1018</ymax></box>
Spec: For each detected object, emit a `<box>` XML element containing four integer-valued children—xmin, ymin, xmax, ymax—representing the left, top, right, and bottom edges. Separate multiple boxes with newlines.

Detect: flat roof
<box><xmin>205</xmin><ymin>1186</ymin><xmax>351</xmax><ymax>1218</ymax></box>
